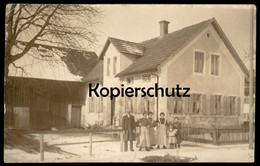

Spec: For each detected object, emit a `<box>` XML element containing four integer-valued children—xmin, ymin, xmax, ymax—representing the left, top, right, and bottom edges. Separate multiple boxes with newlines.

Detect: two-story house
<box><xmin>82</xmin><ymin>18</ymin><xmax>249</xmax><ymax>128</ymax></box>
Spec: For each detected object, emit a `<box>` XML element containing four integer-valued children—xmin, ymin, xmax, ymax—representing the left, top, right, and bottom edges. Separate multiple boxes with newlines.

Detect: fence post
<box><xmin>120</xmin><ymin>131</ymin><xmax>123</xmax><ymax>152</ymax></box>
<box><xmin>40</xmin><ymin>133</ymin><xmax>44</xmax><ymax>161</ymax></box>
<box><xmin>89</xmin><ymin>132</ymin><xmax>92</xmax><ymax>157</ymax></box>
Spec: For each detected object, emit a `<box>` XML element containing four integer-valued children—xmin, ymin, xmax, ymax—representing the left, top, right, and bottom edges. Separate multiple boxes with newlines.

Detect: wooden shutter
<box><xmin>133</xmin><ymin>97</ymin><xmax>137</xmax><ymax>113</ymax></box>
<box><xmin>226</xmin><ymin>97</ymin><xmax>230</xmax><ymax>115</ymax></box>
<box><xmin>141</xmin><ymin>97</ymin><xmax>145</xmax><ymax>114</ymax></box>
<box><xmin>210</xmin><ymin>95</ymin><xmax>214</xmax><ymax>115</ymax></box>
<box><xmin>201</xmin><ymin>94</ymin><xmax>207</xmax><ymax>115</ymax></box>
<box><xmin>137</xmin><ymin>95</ymin><xmax>142</xmax><ymax>114</ymax></box>
<box><xmin>222</xmin><ymin>96</ymin><xmax>227</xmax><ymax>115</ymax></box>
<box><xmin>188</xmin><ymin>94</ymin><xmax>193</xmax><ymax>115</ymax></box>
<box><xmin>183</xmin><ymin>97</ymin><xmax>189</xmax><ymax>114</ymax></box>
<box><xmin>167</xmin><ymin>97</ymin><xmax>174</xmax><ymax>114</ymax></box>
<box><xmin>236</xmin><ymin>97</ymin><xmax>241</xmax><ymax>116</ymax></box>
<box><xmin>150</xmin><ymin>97</ymin><xmax>155</xmax><ymax>114</ymax></box>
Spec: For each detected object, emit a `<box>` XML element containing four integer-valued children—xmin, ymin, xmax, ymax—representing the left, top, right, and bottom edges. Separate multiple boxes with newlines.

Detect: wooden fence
<box><xmin>24</xmin><ymin>129</ymin><xmax>123</xmax><ymax>162</ymax></box>
<box><xmin>181</xmin><ymin>125</ymin><xmax>255</xmax><ymax>145</ymax></box>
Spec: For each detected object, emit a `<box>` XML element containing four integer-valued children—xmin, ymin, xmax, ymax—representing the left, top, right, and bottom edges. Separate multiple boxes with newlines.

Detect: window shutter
<box><xmin>141</xmin><ymin>97</ymin><xmax>145</xmax><ymax>114</ymax></box>
<box><xmin>202</xmin><ymin>94</ymin><xmax>207</xmax><ymax>115</ymax></box>
<box><xmin>150</xmin><ymin>97</ymin><xmax>155</xmax><ymax>114</ymax></box>
<box><xmin>183</xmin><ymin>97</ymin><xmax>189</xmax><ymax>114</ymax></box>
<box><xmin>167</xmin><ymin>97</ymin><xmax>174</xmax><ymax>114</ymax></box>
<box><xmin>220</xmin><ymin>96</ymin><xmax>223</xmax><ymax>115</ymax></box>
<box><xmin>137</xmin><ymin>95</ymin><xmax>142</xmax><ymax>114</ymax></box>
<box><xmin>226</xmin><ymin>97</ymin><xmax>230</xmax><ymax>115</ymax></box>
<box><xmin>210</xmin><ymin>95</ymin><xmax>214</xmax><ymax>115</ymax></box>
<box><xmin>133</xmin><ymin>97</ymin><xmax>137</xmax><ymax>114</ymax></box>
<box><xmin>236</xmin><ymin>97</ymin><xmax>241</xmax><ymax>116</ymax></box>
<box><xmin>222</xmin><ymin>96</ymin><xmax>227</xmax><ymax>115</ymax></box>
<box><xmin>188</xmin><ymin>94</ymin><xmax>193</xmax><ymax>115</ymax></box>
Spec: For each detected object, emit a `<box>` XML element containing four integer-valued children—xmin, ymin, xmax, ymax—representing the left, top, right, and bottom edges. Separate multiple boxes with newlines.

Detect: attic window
<box><xmin>207</xmin><ymin>33</ymin><xmax>210</xmax><ymax>38</ymax></box>
<box><xmin>126</xmin><ymin>76</ymin><xmax>134</xmax><ymax>84</ymax></box>
<box><xmin>142</xmin><ymin>74</ymin><xmax>151</xmax><ymax>82</ymax></box>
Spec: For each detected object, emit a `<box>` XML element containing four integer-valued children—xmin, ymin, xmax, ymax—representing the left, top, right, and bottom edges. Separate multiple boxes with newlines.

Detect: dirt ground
<box><xmin>4</xmin><ymin>129</ymin><xmax>254</xmax><ymax>163</ymax></box>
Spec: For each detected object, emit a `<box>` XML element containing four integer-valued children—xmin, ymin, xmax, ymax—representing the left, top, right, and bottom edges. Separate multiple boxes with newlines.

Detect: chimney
<box><xmin>159</xmin><ymin>20</ymin><xmax>170</xmax><ymax>37</ymax></box>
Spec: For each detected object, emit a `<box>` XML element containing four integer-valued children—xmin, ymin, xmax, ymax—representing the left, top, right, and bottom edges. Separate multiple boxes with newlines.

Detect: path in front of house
<box><xmin>4</xmin><ymin>132</ymin><xmax>254</xmax><ymax>163</ymax></box>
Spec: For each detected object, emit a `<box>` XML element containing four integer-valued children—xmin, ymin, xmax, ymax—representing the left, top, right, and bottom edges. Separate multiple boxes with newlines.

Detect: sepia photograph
<box><xmin>4</xmin><ymin>4</ymin><xmax>256</xmax><ymax>163</ymax></box>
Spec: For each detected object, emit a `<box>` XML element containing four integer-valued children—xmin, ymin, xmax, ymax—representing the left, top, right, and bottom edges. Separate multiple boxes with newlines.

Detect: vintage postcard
<box><xmin>4</xmin><ymin>4</ymin><xmax>256</xmax><ymax>162</ymax></box>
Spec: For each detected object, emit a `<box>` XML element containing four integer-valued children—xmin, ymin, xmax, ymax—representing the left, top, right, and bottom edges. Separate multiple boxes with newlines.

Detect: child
<box><xmin>168</xmin><ymin>124</ymin><xmax>178</xmax><ymax>149</ymax></box>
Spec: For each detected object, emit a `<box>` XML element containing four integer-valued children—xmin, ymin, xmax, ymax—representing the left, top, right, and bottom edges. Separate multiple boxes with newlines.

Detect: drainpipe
<box><xmin>151</xmin><ymin>73</ymin><xmax>159</xmax><ymax>121</ymax></box>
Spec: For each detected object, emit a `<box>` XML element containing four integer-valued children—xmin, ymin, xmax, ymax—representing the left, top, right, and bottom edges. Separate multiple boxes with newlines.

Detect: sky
<box><xmin>92</xmin><ymin>5</ymin><xmax>256</xmax><ymax>68</ymax></box>
<box><xmin>9</xmin><ymin>4</ymin><xmax>256</xmax><ymax>80</ymax></box>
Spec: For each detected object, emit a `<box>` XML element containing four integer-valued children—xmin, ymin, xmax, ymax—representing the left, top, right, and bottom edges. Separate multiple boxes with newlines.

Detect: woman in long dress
<box><xmin>155</xmin><ymin>112</ymin><xmax>168</xmax><ymax>149</ymax></box>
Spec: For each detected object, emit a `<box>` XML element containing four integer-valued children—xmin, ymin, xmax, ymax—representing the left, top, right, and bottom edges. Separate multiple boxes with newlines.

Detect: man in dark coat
<box><xmin>122</xmin><ymin>109</ymin><xmax>136</xmax><ymax>152</ymax></box>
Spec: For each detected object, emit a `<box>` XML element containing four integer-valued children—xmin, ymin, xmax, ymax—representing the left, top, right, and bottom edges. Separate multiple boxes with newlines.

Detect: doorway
<box><xmin>71</xmin><ymin>105</ymin><xmax>81</xmax><ymax>128</ymax></box>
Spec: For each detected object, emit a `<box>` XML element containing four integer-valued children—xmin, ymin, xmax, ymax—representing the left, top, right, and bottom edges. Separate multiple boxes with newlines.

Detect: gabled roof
<box><xmin>9</xmin><ymin>42</ymin><xmax>98</xmax><ymax>81</ymax></box>
<box><xmin>113</xmin><ymin>18</ymin><xmax>249</xmax><ymax>78</ymax></box>
<box><xmin>82</xmin><ymin>60</ymin><xmax>103</xmax><ymax>82</ymax></box>
<box><xmin>99</xmin><ymin>37</ymin><xmax>145</xmax><ymax>58</ymax></box>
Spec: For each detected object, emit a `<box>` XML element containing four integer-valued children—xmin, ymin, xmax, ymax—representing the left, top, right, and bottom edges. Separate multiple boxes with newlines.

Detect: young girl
<box><xmin>168</xmin><ymin>124</ymin><xmax>178</xmax><ymax>149</ymax></box>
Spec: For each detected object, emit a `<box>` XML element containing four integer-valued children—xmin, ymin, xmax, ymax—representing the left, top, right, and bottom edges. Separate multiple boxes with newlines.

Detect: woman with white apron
<box><xmin>155</xmin><ymin>112</ymin><xmax>168</xmax><ymax>149</ymax></box>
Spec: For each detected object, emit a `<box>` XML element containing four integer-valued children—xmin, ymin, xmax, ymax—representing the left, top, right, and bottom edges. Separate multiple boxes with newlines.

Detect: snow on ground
<box><xmin>4</xmin><ymin>132</ymin><xmax>254</xmax><ymax>163</ymax></box>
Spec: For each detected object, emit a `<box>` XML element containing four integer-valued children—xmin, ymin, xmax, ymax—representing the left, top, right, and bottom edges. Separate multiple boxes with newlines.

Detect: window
<box><xmin>227</xmin><ymin>96</ymin><xmax>236</xmax><ymax>115</ymax></box>
<box><xmin>144</xmin><ymin>98</ymin><xmax>150</xmax><ymax>112</ymax></box>
<box><xmin>194</xmin><ymin>51</ymin><xmax>204</xmax><ymax>73</ymax></box>
<box><xmin>168</xmin><ymin>97</ymin><xmax>184</xmax><ymax>114</ymax></box>
<box><xmin>126</xmin><ymin>97</ymin><xmax>133</xmax><ymax>112</ymax></box>
<box><xmin>126</xmin><ymin>76</ymin><xmax>134</xmax><ymax>84</ymax></box>
<box><xmin>99</xmin><ymin>97</ymin><xmax>103</xmax><ymax>113</ymax></box>
<box><xmin>191</xmin><ymin>93</ymin><xmax>202</xmax><ymax>114</ymax></box>
<box><xmin>244</xmin><ymin>97</ymin><xmax>249</xmax><ymax>104</ymax></box>
<box><xmin>213</xmin><ymin>95</ymin><xmax>222</xmax><ymax>115</ymax></box>
<box><xmin>142</xmin><ymin>74</ymin><xmax>151</xmax><ymax>82</ymax></box>
<box><xmin>107</xmin><ymin>58</ymin><xmax>110</xmax><ymax>76</ymax></box>
<box><xmin>113</xmin><ymin>57</ymin><xmax>117</xmax><ymax>75</ymax></box>
<box><xmin>89</xmin><ymin>97</ymin><xmax>95</xmax><ymax>113</ymax></box>
<box><xmin>211</xmin><ymin>54</ymin><xmax>220</xmax><ymax>76</ymax></box>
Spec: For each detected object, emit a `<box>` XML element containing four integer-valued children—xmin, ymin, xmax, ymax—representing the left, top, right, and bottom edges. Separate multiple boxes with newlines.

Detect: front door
<box><xmin>13</xmin><ymin>107</ymin><xmax>30</xmax><ymax>129</ymax></box>
<box><xmin>71</xmin><ymin>105</ymin><xmax>81</xmax><ymax>128</ymax></box>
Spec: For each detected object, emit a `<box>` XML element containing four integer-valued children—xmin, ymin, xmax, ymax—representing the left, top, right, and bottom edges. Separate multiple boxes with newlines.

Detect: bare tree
<box><xmin>5</xmin><ymin>4</ymin><xmax>101</xmax><ymax>82</ymax></box>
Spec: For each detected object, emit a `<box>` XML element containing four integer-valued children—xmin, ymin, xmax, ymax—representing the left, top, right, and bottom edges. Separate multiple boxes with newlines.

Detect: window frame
<box><xmin>210</xmin><ymin>52</ymin><xmax>221</xmax><ymax>77</ymax></box>
<box><xmin>212</xmin><ymin>94</ymin><xmax>223</xmax><ymax>116</ymax></box>
<box><xmin>193</xmin><ymin>49</ymin><xmax>206</xmax><ymax>75</ymax></box>
<box><xmin>142</xmin><ymin>74</ymin><xmax>151</xmax><ymax>82</ymax></box>
<box><xmin>191</xmin><ymin>93</ymin><xmax>203</xmax><ymax>115</ymax></box>
<box><xmin>107</xmin><ymin>58</ymin><xmax>110</xmax><ymax>76</ymax></box>
<box><xmin>113</xmin><ymin>56</ymin><xmax>117</xmax><ymax>75</ymax></box>
<box><xmin>126</xmin><ymin>76</ymin><xmax>134</xmax><ymax>84</ymax></box>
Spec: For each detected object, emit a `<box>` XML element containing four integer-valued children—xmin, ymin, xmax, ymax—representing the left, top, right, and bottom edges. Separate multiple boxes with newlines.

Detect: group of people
<box><xmin>121</xmin><ymin>109</ymin><xmax>182</xmax><ymax>152</ymax></box>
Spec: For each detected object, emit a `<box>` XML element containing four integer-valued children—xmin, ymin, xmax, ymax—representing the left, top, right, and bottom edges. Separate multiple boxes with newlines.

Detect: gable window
<box><xmin>113</xmin><ymin>56</ymin><xmax>117</xmax><ymax>75</ymax></box>
<box><xmin>142</xmin><ymin>74</ymin><xmax>151</xmax><ymax>82</ymax></box>
<box><xmin>194</xmin><ymin>51</ymin><xmax>205</xmax><ymax>73</ymax></box>
<box><xmin>107</xmin><ymin>58</ymin><xmax>110</xmax><ymax>76</ymax></box>
<box><xmin>211</xmin><ymin>54</ymin><xmax>220</xmax><ymax>76</ymax></box>
<box><xmin>191</xmin><ymin>93</ymin><xmax>202</xmax><ymax>114</ymax></box>
<box><xmin>126</xmin><ymin>76</ymin><xmax>134</xmax><ymax>84</ymax></box>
